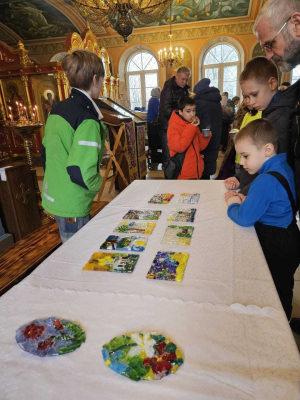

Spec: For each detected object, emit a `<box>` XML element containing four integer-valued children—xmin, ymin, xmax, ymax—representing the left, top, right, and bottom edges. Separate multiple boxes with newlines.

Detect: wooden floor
<box><xmin>0</xmin><ymin>201</ymin><xmax>108</xmax><ymax>296</ymax></box>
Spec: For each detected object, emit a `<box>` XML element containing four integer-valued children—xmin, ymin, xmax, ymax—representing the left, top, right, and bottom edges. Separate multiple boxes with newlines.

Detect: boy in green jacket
<box><xmin>41</xmin><ymin>49</ymin><xmax>106</xmax><ymax>243</ymax></box>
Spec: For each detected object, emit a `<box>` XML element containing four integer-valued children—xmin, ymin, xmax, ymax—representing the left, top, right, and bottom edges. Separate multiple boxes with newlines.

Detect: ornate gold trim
<box><xmin>21</xmin><ymin>74</ymin><xmax>33</xmax><ymax>117</ymax></box>
<box><xmin>97</xmin><ymin>21</ymin><xmax>256</xmax><ymax>48</ymax></box>
<box><xmin>0</xmin><ymin>79</ymin><xmax>8</xmax><ymax>120</ymax></box>
<box><xmin>54</xmin><ymin>71</ymin><xmax>64</xmax><ymax>101</ymax></box>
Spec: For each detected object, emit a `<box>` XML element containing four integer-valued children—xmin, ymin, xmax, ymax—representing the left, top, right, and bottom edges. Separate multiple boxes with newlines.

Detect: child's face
<box><xmin>179</xmin><ymin>104</ymin><xmax>196</xmax><ymax>123</ymax></box>
<box><xmin>241</xmin><ymin>78</ymin><xmax>277</xmax><ymax>111</ymax></box>
<box><xmin>235</xmin><ymin>138</ymin><xmax>270</xmax><ymax>175</ymax></box>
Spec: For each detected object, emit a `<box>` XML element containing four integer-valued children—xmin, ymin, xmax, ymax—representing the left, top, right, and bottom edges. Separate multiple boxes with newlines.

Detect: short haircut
<box><xmin>254</xmin><ymin>0</ymin><xmax>300</xmax><ymax>33</ymax></box>
<box><xmin>239</xmin><ymin>57</ymin><xmax>278</xmax><ymax>85</ymax></box>
<box><xmin>177</xmin><ymin>66</ymin><xmax>191</xmax><ymax>76</ymax></box>
<box><xmin>62</xmin><ymin>49</ymin><xmax>105</xmax><ymax>91</ymax></box>
<box><xmin>178</xmin><ymin>95</ymin><xmax>195</xmax><ymax>110</ymax></box>
<box><xmin>234</xmin><ymin>119</ymin><xmax>279</xmax><ymax>152</ymax></box>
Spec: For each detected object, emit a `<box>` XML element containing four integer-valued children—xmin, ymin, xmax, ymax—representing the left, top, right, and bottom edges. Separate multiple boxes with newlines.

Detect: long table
<box><xmin>1</xmin><ymin>180</ymin><xmax>299</xmax><ymax>400</ymax></box>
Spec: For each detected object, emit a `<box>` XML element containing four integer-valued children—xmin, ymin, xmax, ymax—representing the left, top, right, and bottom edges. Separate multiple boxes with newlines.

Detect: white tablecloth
<box><xmin>1</xmin><ymin>180</ymin><xmax>299</xmax><ymax>399</ymax></box>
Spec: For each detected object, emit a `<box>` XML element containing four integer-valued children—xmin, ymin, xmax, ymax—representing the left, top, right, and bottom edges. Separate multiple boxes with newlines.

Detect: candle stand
<box><xmin>4</xmin><ymin>121</ymin><xmax>44</xmax><ymax>220</ymax></box>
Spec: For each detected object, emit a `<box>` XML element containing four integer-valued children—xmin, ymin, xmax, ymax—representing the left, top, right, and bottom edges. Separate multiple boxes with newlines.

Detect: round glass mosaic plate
<box><xmin>102</xmin><ymin>332</ymin><xmax>184</xmax><ymax>381</ymax></box>
<box><xmin>16</xmin><ymin>317</ymin><xmax>86</xmax><ymax>357</ymax></box>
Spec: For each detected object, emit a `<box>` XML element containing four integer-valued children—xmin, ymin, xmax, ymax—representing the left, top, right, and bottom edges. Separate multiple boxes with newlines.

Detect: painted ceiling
<box><xmin>0</xmin><ymin>0</ymin><xmax>255</xmax><ymax>44</ymax></box>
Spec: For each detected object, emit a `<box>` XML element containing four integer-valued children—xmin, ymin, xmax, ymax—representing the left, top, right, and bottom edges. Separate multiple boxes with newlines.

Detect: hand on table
<box><xmin>225</xmin><ymin>191</ymin><xmax>242</xmax><ymax>206</ymax></box>
<box><xmin>224</xmin><ymin>176</ymin><xmax>240</xmax><ymax>190</ymax></box>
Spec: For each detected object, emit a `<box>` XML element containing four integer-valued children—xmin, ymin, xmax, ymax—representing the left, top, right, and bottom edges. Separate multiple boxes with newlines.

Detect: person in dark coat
<box><xmin>194</xmin><ymin>78</ymin><xmax>222</xmax><ymax>179</ymax></box>
<box><xmin>158</xmin><ymin>67</ymin><xmax>190</xmax><ymax>166</ymax></box>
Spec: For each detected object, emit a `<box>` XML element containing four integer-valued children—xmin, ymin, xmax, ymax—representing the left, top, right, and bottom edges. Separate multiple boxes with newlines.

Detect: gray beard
<box><xmin>273</xmin><ymin>31</ymin><xmax>300</xmax><ymax>72</ymax></box>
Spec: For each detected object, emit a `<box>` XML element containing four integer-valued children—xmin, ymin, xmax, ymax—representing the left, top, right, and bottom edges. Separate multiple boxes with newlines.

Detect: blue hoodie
<box><xmin>228</xmin><ymin>153</ymin><xmax>296</xmax><ymax>228</ymax></box>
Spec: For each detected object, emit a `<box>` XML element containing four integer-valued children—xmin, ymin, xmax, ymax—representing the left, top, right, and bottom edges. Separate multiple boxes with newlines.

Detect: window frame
<box><xmin>202</xmin><ymin>43</ymin><xmax>241</xmax><ymax>99</ymax></box>
<box><xmin>126</xmin><ymin>51</ymin><xmax>159</xmax><ymax>109</ymax></box>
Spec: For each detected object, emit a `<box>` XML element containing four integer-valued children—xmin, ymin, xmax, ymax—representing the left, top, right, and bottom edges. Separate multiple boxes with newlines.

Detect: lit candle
<box><xmin>16</xmin><ymin>101</ymin><xmax>21</xmax><ymax>118</ymax></box>
<box><xmin>9</xmin><ymin>114</ymin><xmax>13</xmax><ymax>122</ymax></box>
<box><xmin>24</xmin><ymin>106</ymin><xmax>29</xmax><ymax>121</ymax></box>
<box><xmin>34</xmin><ymin>105</ymin><xmax>39</xmax><ymax>121</ymax></box>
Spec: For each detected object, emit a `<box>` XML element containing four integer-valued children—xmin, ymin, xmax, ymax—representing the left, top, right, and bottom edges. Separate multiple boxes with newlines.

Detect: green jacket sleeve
<box><xmin>66</xmin><ymin>119</ymin><xmax>106</xmax><ymax>192</ymax></box>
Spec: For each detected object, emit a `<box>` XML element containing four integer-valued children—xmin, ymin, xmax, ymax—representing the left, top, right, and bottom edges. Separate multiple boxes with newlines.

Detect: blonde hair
<box><xmin>62</xmin><ymin>50</ymin><xmax>105</xmax><ymax>91</ymax></box>
<box><xmin>234</xmin><ymin>119</ymin><xmax>279</xmax><ymax>152</ymax></box>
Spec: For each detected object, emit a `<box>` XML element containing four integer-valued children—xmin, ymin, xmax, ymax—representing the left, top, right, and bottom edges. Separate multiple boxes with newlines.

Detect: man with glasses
<box><xmin>254</xmin><ymin>0</ymin><xmax>300</xmax><ymax>335</ymax></box>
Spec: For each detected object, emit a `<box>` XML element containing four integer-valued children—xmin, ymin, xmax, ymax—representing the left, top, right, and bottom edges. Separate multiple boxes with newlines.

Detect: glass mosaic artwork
<box><xmin>147</xmin><ymin>251</ymin><xmax>189</xmax><ymax>282</ymax></box>
<box><xmin>123</xmin><ymin>209</ymin><xmax>162</xmax><ymax>220</ymax></box>
<box><xmin>83</xmin><ymin>252</ymin><xmax>139</xmax><ymax>273</ymax></box>
<box><xmin>114</xmin><ymin>221</ymin><xmax>156</xmax><ymax>235</ymax></box>
<box><xmin>167</xmin><ymin>208</ymin><xmax>197</xmax><ymax>222</ymax></box>
<box><xmin>100</xmin><ymin>235</ymin><xmax>148</xmax><ymax>252</ymax></box>
<box><xmin>102</xmin><ymin>332</ymin><xmax>184</xmax><ymax>381</ymax></box>
<box><xmin>177</xmin><ymin>193</ymin><xmax>200</xmax><ymax>204</ymax></box>
<box><xmin>15</xmin><ymin>317</ymin><xmax>85</xmax><ymax>357</ymax></box>
<box><xmin>162</xmin><ymin>225</ymin><xmax>194</xmax><ymax>246</ymax></box>
<box><xmin>148</xmin><ymin>193</ymin><xmax>174</xmax><ymax>204</ymax></box>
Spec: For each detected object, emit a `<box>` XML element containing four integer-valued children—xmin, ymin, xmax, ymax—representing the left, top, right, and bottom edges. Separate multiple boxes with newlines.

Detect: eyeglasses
<box><xmin>261</xmin><ymin>16</ymin><xmax>291</xmax><ymax>52</ymax></box>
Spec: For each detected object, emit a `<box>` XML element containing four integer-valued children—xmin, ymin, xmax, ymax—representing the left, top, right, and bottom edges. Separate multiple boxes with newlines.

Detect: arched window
<box><xmin>291</xmin><ymin>66</ymin><xmax>300</xmax><ymax>84</ymax></box>
<box><xmin>202</xmin><ymin>44</ymin><xmax>240</xmax><ymax>99</ymax></box>
<box><xmin>126</xmin><ymin>51</ymin><xmax>158</xmax><ymax>110</ymax></box>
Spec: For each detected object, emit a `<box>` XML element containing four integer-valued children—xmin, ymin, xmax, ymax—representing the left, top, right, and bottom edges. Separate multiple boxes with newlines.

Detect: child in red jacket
<box><xmin>167</xmin><ymin>96</ymin><xmax>211</xmax><ymax>179</ymax></box>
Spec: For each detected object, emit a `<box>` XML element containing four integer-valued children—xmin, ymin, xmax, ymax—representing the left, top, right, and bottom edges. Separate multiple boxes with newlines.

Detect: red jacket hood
<box><xmin>169</xmin><ymin>110</ymin><xmax>189</xmax><ymax>127</ymax></box>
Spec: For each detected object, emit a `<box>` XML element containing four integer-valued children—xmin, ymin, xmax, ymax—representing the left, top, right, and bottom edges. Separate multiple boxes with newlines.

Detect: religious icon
<box><xmin>42</xmin><ymin>89</ymin><xmax>57</xmax><ymax>121</ymax></box>
<box><xmin>6</xmin><ymin>83</ymin><xmax>25</xmax><ymax>119</ymax></box>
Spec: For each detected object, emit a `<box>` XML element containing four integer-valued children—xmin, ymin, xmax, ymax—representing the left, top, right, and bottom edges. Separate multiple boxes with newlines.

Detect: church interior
<box><xmin>0</xmin><ymin>0</ymin><xmax>300</xmax><ymax>396</ymax></box>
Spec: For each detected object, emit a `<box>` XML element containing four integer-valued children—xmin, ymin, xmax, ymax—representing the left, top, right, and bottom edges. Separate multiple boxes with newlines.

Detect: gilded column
<box><xmin>21</xmin><ymin>75</ymin><xmax>33</xmax><ymax>117</ymax></box>
<box><xmin>54</xmin><ymin>71</ymin><xmax>63</xmax><ymax>101</ymax></box>
<box><xmin>0</xmin><ymin>80</ymin><xmax>7</xmax><ymax>120</ymax></box>
<box><xmin>61</xmin><ymin>72</ymin><xmax>69</xmax><ymax>99</ymax></box>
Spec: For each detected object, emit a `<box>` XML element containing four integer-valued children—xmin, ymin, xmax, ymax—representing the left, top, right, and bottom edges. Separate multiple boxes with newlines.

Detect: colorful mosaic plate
<box><xmin>148</xmin><ymin>193</ymin><xmax>174</xmax><ymax>204</ymax></box>
<box><xmin>100</xmin><ymin>235</ymin><xmax>148</xmax><ymax>252</ymax></box>
<box><xmin>177</xmin><ymin>193</ymin><xmax>200</xmax><ymax>204</ymax></box>
<box><xmin>167</xmin><ymin>208</ymin><xmax>197</xmax><ymax>222</ymax></box>
<box><xmin>15</xmin><ymin>317</ymin><xmax>85</xmax><ymax>357</ymax></box>
<box><xmin>102</xmin><ymin>332</ymin><xmax>184</xmax><ymax>381</ymax></box>
<box><xmin>114</xmin><ymin>221</ymin><xmax>156</xmax><ymax>235</ymax></box>
<box><xmin>83</xmin><ymin>252</ymin><xmax>139</xmax><ymax>273</ymax></box>
<box><xmin>123</xmin><ymin>210</ymin><xmax>162</xmax><ymax>220</ymax></box>
<box><xmin>162</xmin><ymin>225</ymin><xmax>194</xmax><ymax>245</ymax></box>
<box><xmin>147</xmin><ymin>251</ymin><xmax>189</xmax><ymax>282</ymax></box>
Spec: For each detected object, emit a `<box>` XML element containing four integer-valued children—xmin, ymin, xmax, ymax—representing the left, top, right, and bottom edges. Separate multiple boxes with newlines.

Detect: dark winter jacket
<box><xmin>263</xmin><ymin>84</ymin><xmax>300</xmax><ymax>153</ymax></box>
<box><xmin>194</xmin><ymin>87</ymin><xmax>222</xmax><ymax>175</ymax></box>
<box><xmin>158</xmin><ymin>77</ymin><xmax>190</xmax><ymax>130</ymax></box>
<box><xmin>240</xmin><ymin>84</ymin><xmax>299</xmax><ymax>195</ymax></box>
<box><xmin>287</xmin><ymin>79</ymin><xmax>300</xmax><ymax>210</ymax></box>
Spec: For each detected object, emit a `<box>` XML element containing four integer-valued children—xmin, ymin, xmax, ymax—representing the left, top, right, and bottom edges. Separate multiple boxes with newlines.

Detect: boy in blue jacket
<box><xmin>225</xmin><ymin>119</ymin><xmax>300</xmax><ymax>320</ymax></box>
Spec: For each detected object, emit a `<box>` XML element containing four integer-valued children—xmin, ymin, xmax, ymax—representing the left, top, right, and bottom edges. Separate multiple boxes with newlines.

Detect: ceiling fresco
<box><xmin>132</xmin><ymin>0</ymin><xmax>252</xmax><ymax>27</ymax></box>
<box><xmin>0</xmin><ymin>0</ymin><xmax>256</xmax><ymax>45</ymax></box>
<box><xmin>0</xmin><ymin>0</ymin><xmax>79</xmax><ymax>40</ymax></box>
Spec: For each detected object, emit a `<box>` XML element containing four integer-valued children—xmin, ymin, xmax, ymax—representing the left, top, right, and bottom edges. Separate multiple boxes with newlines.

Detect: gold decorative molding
<box><xmin>0</xmin><ymin>80</ymin><xmax>6</xmax><ymax>120</ymax></box>
<box><xmin>98</xmin><ymin>21</ymin><xmax>256</xmax><ymax>48</ymax></box>
<box><xmin>21</xmin><ymin>75</ymin><xmax>33</xmax><ymax>117</ymax></box>
<box><xmin>25</xmin><ymin>41</ymin><xmax>66</xmax><ymax>56</ymax></box>
<box><xmin>15</xmin><ymin>41</ymin><xmax>33</xmax><ymax>66</ymax></box>
<box><xmin>54</xmin><ymin>71</ymin><xmax>64</xmax><ymax>101</ymax></box>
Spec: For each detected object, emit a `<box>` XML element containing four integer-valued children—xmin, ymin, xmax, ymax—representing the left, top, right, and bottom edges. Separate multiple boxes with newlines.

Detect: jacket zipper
<box><xmin>192</xmin><ymin>142</ymin><xmax>200</xmax><ymax>179</ymax></box>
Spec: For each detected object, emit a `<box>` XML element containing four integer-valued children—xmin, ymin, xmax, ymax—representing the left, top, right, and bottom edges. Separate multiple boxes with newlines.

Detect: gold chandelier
<box><xmin>158</xmin><ymin>3</ymin><xmax>184</xmax><ymax>68</ymax></box>
<box><xmin>71</xmin><ymin>0</ymin><xmax>173</xmax><ymax>42</ymax></box>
